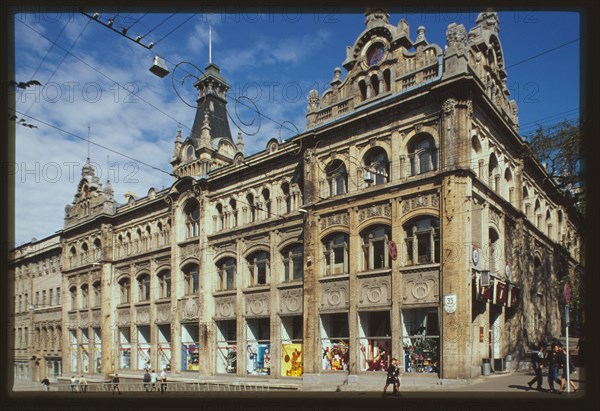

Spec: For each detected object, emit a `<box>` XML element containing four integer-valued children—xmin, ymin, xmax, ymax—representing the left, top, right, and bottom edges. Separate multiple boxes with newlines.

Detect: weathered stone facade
<box><xmin>10</xmin><ymin>9</ymin><xmax>583</xmax><ymax>384</ymax></box>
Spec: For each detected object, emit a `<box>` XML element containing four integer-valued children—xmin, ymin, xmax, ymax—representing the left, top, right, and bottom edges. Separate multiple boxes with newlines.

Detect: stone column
<box><xmin>390</xmin><ymin>197</ymin><xmax>403</xmax><ymax>368</ymax></box>
<box><xmin>347</xmin><ymin>207</ymin><xmax>359</xmax><ymax>379</ymax></box>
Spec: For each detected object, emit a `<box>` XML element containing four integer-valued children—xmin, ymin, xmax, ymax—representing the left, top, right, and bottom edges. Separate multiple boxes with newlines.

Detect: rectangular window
<box><xmin>49</xmin><ymin>289</ymin><xmax>53</xmax><ymax>306</ymax></box>
<box><xmin>320</xmin><ymin>313</ymin><xmax>349</xmax><ymax>371</ymax></box>
<box><xmin>358</xmin><ymin>311</ymin><xmax>392</xmax><ymax>372</ymax></box>
<box><xmin>281</xmin><ymin>316</ymin><xmax>303</xmax><ymax>377</ymax></box>
<box><xmin>216</xmin><ymin>320</ymin><xmax>237</xmax><ymax>374</ymax></box>
<box><xmin>401</xmin><ymin>308</ymin><xmax>439</xmax><ymax>374</ymax></box>
<box><xmin>56</xmin><ymin>288</ymin><xmax>60</xmax><ymax>304</ymax></box>
<box><xmin>246</xmin><ymin>318</ymin><xmax>271</xmax><ymax>375</ymax></box>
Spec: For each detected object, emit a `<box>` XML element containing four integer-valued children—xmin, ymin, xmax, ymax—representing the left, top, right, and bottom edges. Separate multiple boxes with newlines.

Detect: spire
<box><xmin>172</xmin><ymin>128</ymin><xmax>182</xmax><ymax>159</ymax></box>
<box><xmin>209</xmin><ymin>24</ymin><xmax>212</xmax><ymax>65</ymax></box>
<box><xmin>200</xmin><ymin>110</ymin><xmax>211</xmax><ymax>147</ymax></box>
<box><xmin>82</xmin><ymin>125</ymin><xmax>94</xmax><ymax>178</ymax></box>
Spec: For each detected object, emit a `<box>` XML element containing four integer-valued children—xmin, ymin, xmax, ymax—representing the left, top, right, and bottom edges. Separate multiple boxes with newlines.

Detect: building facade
<box><xmin>10</xmin><ymin>235</ymin><xmax>63</xmax><ymax>383</ymax></box>
<box><xmin>11</xmin><ymin>10</ymin><xmax>583</xmax><ymax>384</ymax></box>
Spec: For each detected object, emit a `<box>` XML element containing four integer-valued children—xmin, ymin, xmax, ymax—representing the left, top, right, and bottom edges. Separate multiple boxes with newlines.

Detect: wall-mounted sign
<box><xmin>505</xmin><ymin>265</ymin><xmax>511</xmax><ymax>280</ymax></box>
<box><xmin>564</xmin><ymin>282</ymin><xmax>571</xmax><ymax>305</ymax></box>
<box><xmin>444</xmin><ymin>294</ymin><xmax>457</xmax><ymax>314</ymax></box>
<box><xmin>472</xmin><ymin>246</ymin><xmax>480</xmax><ymax>267</ymax></box>
<box><xmin>495</xmin><ymin>281</ymin><xmax>508</xmax><ymax>305</ymax></box>
<box><xmin>388</xmin><ymin>241</ymin><xmax>398</xmax><ymax>261</ymax></box>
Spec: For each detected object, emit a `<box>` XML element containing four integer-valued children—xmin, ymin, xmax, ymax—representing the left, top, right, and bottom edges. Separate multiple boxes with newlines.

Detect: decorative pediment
<box><xmin>118</xmin><ymin>308</ymin><xmax>130</xmax><ymax>326</ymax></box>
<box><xmin>156</xmin><ymin>303</ymin><xmax>172</xmax><ymax>324</ymax></box>
<box><xmin>180</xmin><ymin>297</ymin><xmax>201</xmax><ymax>321</ymax></box>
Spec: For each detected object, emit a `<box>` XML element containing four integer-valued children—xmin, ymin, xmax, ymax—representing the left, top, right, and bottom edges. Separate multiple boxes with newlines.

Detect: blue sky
<box><xmin>12</xmin><ymin>9</ymin><xmax>581</xmax><ymax>245</ymax></box>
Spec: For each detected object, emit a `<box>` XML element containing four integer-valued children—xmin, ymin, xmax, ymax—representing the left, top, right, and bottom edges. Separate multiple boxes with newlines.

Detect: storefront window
<box><xmin>137</xmin><ymin>325</ymin><xmax>151</xmax><ymax>370</ymax></box>
<box><xmin>69</xmin><ymin>330</ymin><xmax>78</xmax><ymax>373</ymax></box>
<box><xmin>181</xmin><ymin>323</ymin><xmax>199</xmax><ymax>371</ymax></box>
<box><xmin>216</xmin><ymin>320</ymin><xmax>237</xmax><ymax>374</ymax></box>
<box><xmin>92</xmin><ymin>328</ymin><xmax>102</xmax><ymax>374</ymax></box>
<box><xmin>401</xmin><ymin>308</ymin><xmax>439</xmax><ymax>373</ymax></box>
<box><xmin>320</xmin><ymin>313</ymin><xmax>350</xmax><ymax>371</ymax></box>
<box><xmin>119</xmin><ymin>327</ymin><xmax>131</xmax><ymax>369</ymax></box>
<box><xmin>281</xmin><ymin>316</ymin><xmax>303</xmax><ymax>377</ymax></box>
<box><xmin>246</xmin><ymin>318</ymin><xmax>271</xmax><ymax>375</ymax></box>
<box><xmin>358</xmin><ymin>311</ymin><xmax>391</xmax><ymax>372</ymax></box>
<box><xmin>157</xmin><ymin>325</ymin><xmax>171</xmax><ymax>371</ymax></box>
<box><xmin>81</xmin><ymin>329</ymin><xmax>90</xmax><ymax>372</ymax></box>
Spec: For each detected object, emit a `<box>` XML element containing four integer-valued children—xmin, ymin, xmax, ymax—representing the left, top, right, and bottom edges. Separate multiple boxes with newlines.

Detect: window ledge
<box><xmin>277</xmin><ymin>280</ymin><xmax>303</xmax><ymax>289</ymax></box>
<box><xmin>242</xmin><ymin>285</ymin><xmax>270</xmax><ymax>294</ymax></box>
<box><xmin>399</xmin><ymin>263</ymin><xmax>440</xmax><ymax>273</ymax></box>
<box><xmin>213</xmin><ymin>289</ymin><xmax>237</xmax><ymax>297</ymax></box>
<box><xmin>357</xmin><ymin>268</ymin><xmax>392</xmax><ymax>277</ymax></box>
<box><xmin>319</xmin><ymin>273</ymin><xmax>349</xmax><ymax>282</ymax></box>
<box><xmin>134</xmin><ymin>301</ymin><xmax>151</xmax><ymax>307</ymax></box>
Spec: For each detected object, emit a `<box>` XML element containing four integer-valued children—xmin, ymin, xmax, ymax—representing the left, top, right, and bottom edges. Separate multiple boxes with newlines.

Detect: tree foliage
<box><xmin>526</xmin><ymin>120</ymin><xmax>584</xmax><ymax>198</ymax></box>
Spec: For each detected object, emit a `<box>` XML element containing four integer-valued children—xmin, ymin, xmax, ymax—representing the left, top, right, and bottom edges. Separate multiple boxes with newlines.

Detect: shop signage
<box><xmin>495</xmin><ymin>281</ymin><xmax>508</xmax><ymax>305</ymax></box>
<box><xmin>472</xmin><ymin>246</ymin><xmax>480</xmax><ymax>267</ymax></box>
<box><xmin>505</xmin><ymin>264</ymin><xmax>511</xmax><ymax>280</ymax></box>
<box><xmin>388</xmin><ymin>241</ymin><xmax>398</xmax><ymax>261</ymax></box>
<box><xmin>444</xmin><ymin>294</ymin><xmax>457</xmax><ymax>314</ymax></box>
<box><xmin>507</xmin><ymin>285</ymin><xmax>519</xmax><ymax>308</ymax></box>
<box><xmin>479</xmin><ymin>280</ymin><xmax>492</xmax><ymax>301</ymax></box>
<box><xmin>564</xmin><ymin>282</ymin><xmax>571</xmax><ymax>305</ymax></box>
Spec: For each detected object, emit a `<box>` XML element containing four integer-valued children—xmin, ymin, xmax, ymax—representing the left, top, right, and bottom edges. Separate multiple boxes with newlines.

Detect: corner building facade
<box><xmin>55</xmin><ymin>10</ymin><xmax>582</xmax><ymax>383</ymax></box>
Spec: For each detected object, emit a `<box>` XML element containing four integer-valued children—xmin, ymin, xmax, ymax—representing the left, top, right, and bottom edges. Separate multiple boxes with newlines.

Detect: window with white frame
<box><xmin>360</xmin><ymin>225</ymin><xmax>391</xmax><ymax>271</ymax></box>
<box><xmin>119</xmin><ymin>278</ymin><xmax>130</xmax><ymax>304</ymax></box>
<box><xmin>185</xmin><ymin>200</ymin><xmax>200</xmax><ymax>238</ymax></box>
<box><xmin>322</xmin><ymin>232</ymin><xmax>349</xmax><ymax>275</ymax></box>
<box><xmin>403</xmin><ymin>217</ymin><xmax>440</xmax><ymax>266</ymax></box>
<box><xmin>247</xmin><ymin>251</ymin><xmax>269</xmax><ymax>286</ymax></box>
<box><xmin>137</xmin><ymin>274</ymin><xmax>150</xmax><ymax>301</ymax></box>
<box><xmin>216</xmin><ymin>257</ymin><xmax>236</xmax><ymax>291</ymax></box>
<box><xmin>325</xmin><ymin>160</ymin><xmax>348</xmax><ymax>196</ymax></box>
<box><xmin>157</xmin><ymin>270</ymin><xmax>171</xmax><ymax>299</ymax></box>
<box><xmin>282</xmin><ymin>244</ymin><xmax>303</xmax><ymax>282</ymax></box>
<box><xmin>363</xmin><ymin>147</ymin><xmax>389</xmax><ymax>186</ymax></box>
<box><xmin>408</xmin><ymin>135</ymin><xmax>437</xmax><ymax>176</ymax></box>
<box><xmin>93</xmin><ymin>281</ymin><xmax>101</xmax><ymax>307</ymax></box>
<box><xmin>183</xmin><ymin>263</ymin><xmax>200</xmax><ymax>295</ymax></box>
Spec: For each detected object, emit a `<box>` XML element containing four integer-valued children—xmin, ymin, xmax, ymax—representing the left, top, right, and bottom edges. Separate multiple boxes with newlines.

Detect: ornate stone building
<box><xmin>10</xmin><ymin>235</ymin><xmax>63</xmax><ymax>383</ymax></box>
<box><xmin>11</xmin><ymin>9</ymin><xmax>583</xmax><ymax>384</ymax></box>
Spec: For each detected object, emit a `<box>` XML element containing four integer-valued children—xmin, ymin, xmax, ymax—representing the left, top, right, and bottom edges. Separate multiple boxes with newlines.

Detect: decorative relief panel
<box><xmin>215</xmin><ymin>296</ymin><xmax>237</xmax><ymax>319</ymax></box>
<box><xmin>118</xmin><ymin>308</ymin><xmax>130</xmax><ymax>326</ymax></box>
<box><xmin>79</xmin><ymin>311</ymin><xmax>90</xmax><ymax>327</ymax></box>
<box><xmin>179</xmin><ymin>297</ymin><xmax>201</xmax><ymax>321</ymax></box>
<box><xmin>402</xmin><ymin>270</ymin><xmax>439</xmax><ymax>305</ymax></box>
<box><xmin>92</xmin><ymin>310</ymin><xmax>101</xmax><ymax>327</ymax></box>
<box><xmin>181</xmin><ymin>243</ymin><xmax>200</xmax><ymax>260</ymax></box>
<box><xmin>245</xmin><ymin>292</ymin><xmax>270</xmax><ymax>317</ymax></box>
<box><xmin>320</xmin><ymin>280</ymin><xmax>350</xmax><ymax>311</ymax></box>
<box><xmin>244</xmin><ymin>238</ymin><xmax>268</xmax><ymax>253</ymax></box>
<box><xmin>358</xmin><ymin>204</ymin><xmax>391</xmax><ymax>224</ymax></box>
<box><xmin>402</xmin><ymin>193</ymin><xmax>439</xmax><ymax>214</ymax></box>
<box><xmin>280</xmin><ymin>288</ymin><xmax>303</xmax><ymax>315</ymax></box>
<box><xmin>136</xmin><ymin>306</ymin><xmax>150</xmax><ymax>325</ymax></box>
<box><xmin>320</xmin><ymin>213</ymin><xmax>350</xmax><ymax>231</ymax></box>
<box><xmin>358</xmin><ymin>277</ymin><xmax>391</xmax><ymax>308</ymax></box>
<box><xmin>68</xmin><ymin>313</ymin><xmax>77</xmax><ymax>329</ymax></box>
<box><xmin>68</xmin><ymin>276</ymin><xmax>78</xmax><ymax>288</ymax></box>
<box><xmin>156</xmin><ymin>303</ymin><xmax>171</xmax><ymax>323</ymax></box>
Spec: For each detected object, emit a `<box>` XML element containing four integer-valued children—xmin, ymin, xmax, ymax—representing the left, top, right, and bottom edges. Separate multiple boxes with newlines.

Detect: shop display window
<box><xmin>81</xmin><ymin>328</ymin><xmax>90</xmax><ymax>373</ymax></box>
<box><xmin>118</xmin><ymin>327</ymin><xmax>131</xmax><ymax>369</ymax></box>
<box><xmin>281</xmin><ymin>316</ymin><xmax>303</xmax><ymax>377</ymax></box>
<box><xmin>216</xmin><ymin>320</ymin><xmax>237</xmax><ymax>374</ymax></box>
<box><xmin>181</xmin><ymin>323</ymin><xmax>199</xmax><ymax>371</ymax></box>
<box><xmin>320</xmin><ymin>313</ymin><xmax>349</xmax><ymax>371</ymax></box>
<box><xmin>137</xmin><ymin>325</ymin><xmax>151</xmax><ymax>370</ymax></box>
<box><xmin>358</xmin><ymin>311</ymin><xmax>391</xmax><ymax>372</ymax></box>
<box><xmin>93</xmin><ymin>328</ymin><xmax>102</xmax><ymax>373</ymax></box>
<box><xmin>246</xmin><ymin>318</ymin><xmax>271</xmax><ymax>375</ymax></box>
<box><xmin>157</xmin><ymin>325</ymin><xmax>171</xmax><ymax>371</ymax></box>
<box><xmin>401</xmin><ymin>308</ymin><xmax>439</xmax><ymax>373</ymax></box>
<box><xmin>69</xmin><ymin>330</ymin><xmax>78</xmax><ymax>372</ymax></box>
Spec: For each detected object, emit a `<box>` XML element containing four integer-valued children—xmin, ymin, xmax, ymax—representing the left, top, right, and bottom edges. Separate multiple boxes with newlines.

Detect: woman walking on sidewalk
<box><xmin>559</xmin><ymin>347</ymin><xmax>578</xmax><ymax>393</ymax></box>
<box><xmin>382</xmin><ymin>358</ymin><xmax>400</xmax><ymax>397</ymax></box>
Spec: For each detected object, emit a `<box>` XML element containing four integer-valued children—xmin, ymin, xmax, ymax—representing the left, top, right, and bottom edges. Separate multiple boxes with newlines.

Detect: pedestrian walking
<box><xmin>70</xmin><ymin>376</ymin><xmax>78</xmax><ymax>393</ymax></box>
<box><xmin>41</xmin><ymin>378</ymin><xmax>50</xmax><ymax>391</ymax></box>
<box><xmin>150</xmin><ymin>369</ymin><xmax>158</xmax><ymax>391</ymax></box>
<box><xmin>143</xmin><ymin>370</ymin><xmax>151</xmax><ymax>392</ymax></box>
<box><xmin>160</xmin><ymin>369</ymin><xmax>167</xmax><ymax>393</ymax></box>
<box><xmin>559</xmin><ymin>347</ymin><xmax>578</xmax><ymax>393</ymax></box>
<box><xmin>527</xmin><ymin>344</ymin><xmax>545</xmax><ymax>390</ymax></box>
<box><xmin>547</xmin><ymin>343</ymin><xmax>563</xmax><ymax>393</ymax></box>
<box><xmin>79</xmin><ymin>375</ymin><xmax>88</xmax><ymax>392</ymax></box>
<box><xmin>112</xmin><ymin>373</ymin><xmax>122</xmax><ymax>395</ymax></box>
<box><xmin>382</xmin><ymin>357</ymin><xmax>400</xmax><ymax>397</ymax></box>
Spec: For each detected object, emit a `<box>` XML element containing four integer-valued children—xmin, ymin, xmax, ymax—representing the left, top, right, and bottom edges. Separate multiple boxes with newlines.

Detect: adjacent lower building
<box><xmin>10</xmin><ymin>9</ymin><xmax>583</xmax><ymax>385</ymax></box>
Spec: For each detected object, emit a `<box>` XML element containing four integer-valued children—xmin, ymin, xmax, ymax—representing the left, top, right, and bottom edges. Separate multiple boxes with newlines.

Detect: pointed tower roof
<box><xmin>189</xmin><ymin>63</ymin><xmax>232</xmax><ymax>144</ymax></box>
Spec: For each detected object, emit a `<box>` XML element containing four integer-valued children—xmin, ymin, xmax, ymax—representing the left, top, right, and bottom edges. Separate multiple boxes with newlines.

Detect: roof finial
<box><xmin>87</xmin><ymin>124</ymin><xmax>91</xmax><ymax>162</ymax></box>
<box><xmin>209</xmin><ymin>24</ymin><xmax>212</xmax><ymax>65</ymax></box>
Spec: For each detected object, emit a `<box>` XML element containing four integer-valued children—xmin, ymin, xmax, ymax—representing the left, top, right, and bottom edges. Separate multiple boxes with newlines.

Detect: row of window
<box><xmin>15</xmin><ymin>288</ymin><xmax>61</xmax><ymax>312</ymax></box>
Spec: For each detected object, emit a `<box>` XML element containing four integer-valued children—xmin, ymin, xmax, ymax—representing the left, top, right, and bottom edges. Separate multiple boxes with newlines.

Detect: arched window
<box><xmin>261</xmin><ymin>189</ymin><xmax>271</xmax><ymax>219</ymax></box>
<box><xmin>383</xmin><ymin>69</ymin><xmax>391</xmax><ymax>92</ymax></box>
<box><xmin>546</xmin><ymin>210</ymin><xmax>552</xmax><ymax>239</ymax></box>
<box><xmin>80</xmin><ymin>284</ymin><xmax>89</xmax><ymax>309</ymax></box>
<box><xmin>92</xmin><ymin>281</ymin><xmax>101</xmax><ymax>307</ymax></box>
<box><xmin>281</xmin><ymin>183</ymin><xmax>292</xmax><ymax>214</ymax></box>
<box><xmin>81</xmin><ymin>243</ymin><xmax>89</xmax><ymax>265</ymax></box>
<box><xmin>93</xmin><ymin>238</ymin><xmax>102</xmax><ymax>260</ymax></box>
<box><xmin>557</xmin><ymin>210</ymin><xmax>564</xmax><ymax>240</ymax></box>
<box><xmin>326</xmin><ymin>160</ymin><xmax>348</xmax><ymax>196</ymax></box>
<box><xmin>185</xmin><ymin>200</ymin><xmax>200</xmax><ymax>238</ymax></box>
<box><xmin>247</xmin><ymin>193</ymin><xmax>256</xmax><ymax>223</ymax></box>
<box><xmin>408</xmin><ymin>135</ymin><xmax>437</xmax><ymax>176</ymax></box>
<box><xmin>183</xmin><ymin>263</ymin><xmax>200</xmax><ymax>295</ymax></box>
<box><xmin>282</xmin><ymin>244</ymin><xmax>303</xmax><ymax>282</ymax></box>
<box><xmin>504</xmin><ymin>168</ymin><xmax>513</xmax><ymax>203</ymax></box>
<box><xmin>363</xmin><ymin>147</ymin><xmax>390</xmax><ymax>186</ymax></box>
<box><xmin>359</xmin><ymin>79</ymin><xmax>367</xmax><ymax>101</ymax></box>
<box><xmin>471</xmin><ymin>135</ymin><xmax>483</xmax><ymax>178</ymax></box>
<box><xmin>135</xmin><ymin>228</ymin><xmax>143</xmax><ymax>253</ymax></box>
<box><xmin>216</xmin><ymin>257</ymin><xmax>236</xmax><ymax>291</ymax></box>
<box><xmin>360</xmin><ymin>225</ymin><xmax>391</xmax><ymax>271</ymax></box>
<box><xmin>157</xmin><ymin>270</ymin><xmax>171</xmax><ymax>299</ymax></box>
<box><xmin>370</xmin><ymin>74</ymin><xmax>380</xmax><ymax>97</ymax></box>
<box><xmin>119</xmin><ymin>278</ymin><xmax>130</xmax><ymax>304</ymax></box>
<box><xmin>488</xmin><ymin>153</ymin><xmax>499</xmax><ymax>192</ymax></box>
<box><xmin>247</xmin><ymin>251</ymin><xmax>270</xmax><ymax>286</ymax></box>
<box><xmin>137</xmin><ymin>274</ymin><xmax>150</xmax><ymax>302</ymax></box>
<box><xmin>322</xmin><ymin>232</ymin><xmax>349</xmax><ymax>275</ymax></box>
<box><xmin>69</xmin><ymin>286</ymin><xmax>77</xmax><ymax>310</ymax></box>
<box><xmin>489</xmin><ymin>228</ymin><xmax>500</xmax><ymax>274</ymax></box>
<box><xmin>69</xmin><ymin>246</ymin><xmax>77</xmax><ymax>267</ymax></box>
<box><xmin>216</xmin><ymin>203</ymin><xmax>224</xmax><ymax>231</ymax></box>
<box><xmin>534</xmin><ymin>200</ymin><xmax>541</xmax><ymax>227</ymax></box>
<box><xmin>403</xmin><ymin>217</ymin><xmax>440</xmax><ymax>266</ymax></box>
<box><xmin>523</xmin><ymin>187</ymin><xmax>530</xmax><ymax>217</ymax></box>
<box><xmin>144</xmin><ymin>226</ymin><xmax>152</xmax><ymax>251</ymax></box>
<box><xmin>229</xmin><ymin>199</ymin><xmax>238</xmax><ymax>227</ymax></box>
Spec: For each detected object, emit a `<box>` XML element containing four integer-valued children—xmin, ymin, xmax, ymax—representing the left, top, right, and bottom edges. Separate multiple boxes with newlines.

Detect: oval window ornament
<box><xmin>367</xmin><ymin>44</ymin><xmax>384</xmax><ymax>66</ymax></box>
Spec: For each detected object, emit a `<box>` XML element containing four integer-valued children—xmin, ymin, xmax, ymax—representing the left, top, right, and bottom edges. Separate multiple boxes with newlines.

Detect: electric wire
<box><xmin>141</xmin><ymin>13</ymin><xmax>176</xmax><ymax>39</ymax></box>
<box><xmin>506</xmin><ymin>38</ymin><xmax>580</xmax><ymax>70</ymax></box>
<box><xmin>29</xmin><ymin>19</ymin><xmax>69</xmax><ymax>81</ymax></box>
<box><xmin>152</xmin><ymin>14</ymin><xmax>197</xmax><ymax>47</ymax></box>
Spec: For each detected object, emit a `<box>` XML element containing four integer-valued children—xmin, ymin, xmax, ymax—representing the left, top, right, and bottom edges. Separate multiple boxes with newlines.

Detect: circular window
<box><xmin>366</xmin><ymin>43</ymin><xmax>385</xmax><ymax>66</ymax></box>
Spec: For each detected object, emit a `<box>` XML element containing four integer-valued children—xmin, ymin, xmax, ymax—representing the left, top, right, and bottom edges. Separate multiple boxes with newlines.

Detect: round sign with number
<box><xmin>472</xmin><ymin>247</ymin><xmax>479</xmax><ymax>267</ymax></box>
<box><xmin>389</xmin><ymin>241</ymin><xmax>398</xmax><ymax>261</ymax></box>
<box><xmin>564</xmin><ymin>282</ymin><xmax>571</xmax><ymax>305</ymax></box>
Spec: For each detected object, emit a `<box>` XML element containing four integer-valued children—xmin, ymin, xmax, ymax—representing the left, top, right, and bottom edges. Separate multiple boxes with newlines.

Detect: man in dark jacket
<box><xmin>547</xmin><ymin>343</ymin><xmax>563</xmax><ymax>393</ymax></box>
<box><xmin>527</xmin><ymin>344</ymin><xmax>545</xmax><ymax>390</ymax></box>
<box><xmin>143</xmin><ymin>370</ymin><xmax>151</xmax><ymax>392</ymax></box>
